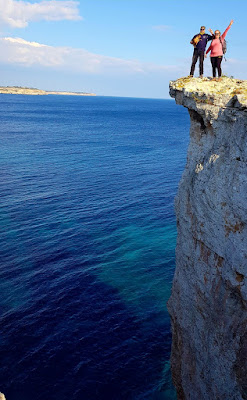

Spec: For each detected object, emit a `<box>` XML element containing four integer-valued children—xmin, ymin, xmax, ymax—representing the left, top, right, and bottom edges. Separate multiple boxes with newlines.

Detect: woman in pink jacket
<box><xmin>205</xmin><ymin>20</ymin><xmax>234</xmax><ymax>80</ymax></box>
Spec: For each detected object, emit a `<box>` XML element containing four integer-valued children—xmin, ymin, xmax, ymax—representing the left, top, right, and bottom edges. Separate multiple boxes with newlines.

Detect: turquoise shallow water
<box><xmin>0</xmin><ymin>95</ymin><xmax>189</xmax><ymax>400</ymax></box>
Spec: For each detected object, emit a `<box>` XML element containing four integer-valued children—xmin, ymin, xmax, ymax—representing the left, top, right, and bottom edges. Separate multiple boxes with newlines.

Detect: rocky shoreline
<box><xmin>0</xmin><ymin>86</ymin><xmax>96</xmax><ymax>96</ymax></box>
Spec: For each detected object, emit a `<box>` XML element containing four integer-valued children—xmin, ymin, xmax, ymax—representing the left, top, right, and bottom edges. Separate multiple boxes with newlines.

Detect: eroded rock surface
<box><xmin>168</xmin><ymin>77</ymin><xmax>247</xmax><ymax>400</ymax></box>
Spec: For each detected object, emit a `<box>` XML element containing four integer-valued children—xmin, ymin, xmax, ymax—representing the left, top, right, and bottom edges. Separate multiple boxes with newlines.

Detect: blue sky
<box><xmin>0</xmin><ymin>0</ymin><xmax>246</xmax><ymax>98</ymax></box>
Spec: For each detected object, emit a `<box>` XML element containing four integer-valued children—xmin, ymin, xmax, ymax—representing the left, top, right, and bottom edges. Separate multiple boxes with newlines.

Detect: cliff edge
<box><xmin>168</xmin><ymin>77</ymin><xmax>247</xmax><ymax>400</ymax></box>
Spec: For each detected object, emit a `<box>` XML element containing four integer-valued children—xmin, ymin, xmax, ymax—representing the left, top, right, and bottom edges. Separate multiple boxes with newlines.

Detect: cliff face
<box><xmin>168</xmin><ymin>77</ymin><xmax>247</xmax><ymax>400</ymax></box>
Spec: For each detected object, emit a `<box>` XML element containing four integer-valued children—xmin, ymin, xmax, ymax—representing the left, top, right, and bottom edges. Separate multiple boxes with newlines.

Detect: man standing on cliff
<box><xmin>189</xmin><ymin>26</ymin><xmax>213</xmax><ymax>78</ymax></box>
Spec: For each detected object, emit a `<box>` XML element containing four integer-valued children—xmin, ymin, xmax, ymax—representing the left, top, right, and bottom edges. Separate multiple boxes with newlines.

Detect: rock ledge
<box><xmin>170</xmin><ymin>76</ymin><xmax>247</xmax><ymax>109</ymax></box>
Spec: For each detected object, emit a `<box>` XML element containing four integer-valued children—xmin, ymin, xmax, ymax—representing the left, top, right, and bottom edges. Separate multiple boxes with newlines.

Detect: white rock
<box><xmin>168</xmin><ymin>77</ymin><xmax>247</xmax><ymax>400</ymax></box>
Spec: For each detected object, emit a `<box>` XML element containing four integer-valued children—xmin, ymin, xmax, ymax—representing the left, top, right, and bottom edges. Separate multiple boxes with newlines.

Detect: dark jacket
<box><xmin>191</xmin><ymin>33</ymin><xmax>213</xmax><ymax>52</ymax></box>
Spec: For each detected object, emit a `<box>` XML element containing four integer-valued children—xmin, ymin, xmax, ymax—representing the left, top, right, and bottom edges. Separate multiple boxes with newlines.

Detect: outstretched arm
<box><xmin>221</xmin><ymin>19</ymin><xmax>234</xmax><ymax>40</ymax></box>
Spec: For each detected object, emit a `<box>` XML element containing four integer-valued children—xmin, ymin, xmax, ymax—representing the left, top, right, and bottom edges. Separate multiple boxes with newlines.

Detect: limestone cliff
<box><xmin>167</xmin><ymin>77</ymin><xmax>247</xmax><ymax>400</ymax></box>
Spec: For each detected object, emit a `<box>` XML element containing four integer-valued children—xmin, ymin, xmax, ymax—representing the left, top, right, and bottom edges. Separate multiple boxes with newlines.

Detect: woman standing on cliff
<box><xmin>205</xmin><ymin>20</ymin><xmax>234</xmax><ymax>80</ymax></box>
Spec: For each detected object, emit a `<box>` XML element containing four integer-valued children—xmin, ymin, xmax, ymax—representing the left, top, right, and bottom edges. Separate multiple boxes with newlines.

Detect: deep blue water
<box><xmin>0</xmin><ymin>95</ymin><xmax>189</xmax><ymax>400</ymax></box>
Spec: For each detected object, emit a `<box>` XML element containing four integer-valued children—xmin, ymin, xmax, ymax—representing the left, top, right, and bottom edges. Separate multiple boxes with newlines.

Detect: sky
<box><xmin>0</xmin><ymin>0</ymin><xmax>247</xmax><ymax>98</ymax></box>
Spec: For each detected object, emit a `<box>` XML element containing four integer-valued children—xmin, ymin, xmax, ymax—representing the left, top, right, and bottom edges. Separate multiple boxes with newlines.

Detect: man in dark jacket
<box><xmin>190</xmin><ymin>26</ymin><xmax>213</xmax><ymax>78</ymax></box>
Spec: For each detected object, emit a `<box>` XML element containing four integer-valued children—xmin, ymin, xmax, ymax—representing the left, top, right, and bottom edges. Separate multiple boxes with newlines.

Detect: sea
<box><xmin>0</xmin><ymin>95</ymin><xmax>189</xmax><ymax>400</ymax></box>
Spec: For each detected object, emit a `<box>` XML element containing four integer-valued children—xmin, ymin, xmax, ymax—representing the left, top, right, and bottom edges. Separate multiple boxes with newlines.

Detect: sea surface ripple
<box><xmin>0</xmin><ymin>95</ymin><xmax>189</xmax><ymax>400</ymax></box>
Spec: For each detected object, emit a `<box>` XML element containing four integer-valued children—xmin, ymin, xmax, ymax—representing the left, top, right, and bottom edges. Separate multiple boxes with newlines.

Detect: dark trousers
<box><xmin>210</xmin><ymin>56</ymin><xmax>223</xmax><ymax>77</ymax></box>
<box><xmin>190</xmin><ymin>49</ymin><xmax>204</xmax><ymax>76</ymax></box>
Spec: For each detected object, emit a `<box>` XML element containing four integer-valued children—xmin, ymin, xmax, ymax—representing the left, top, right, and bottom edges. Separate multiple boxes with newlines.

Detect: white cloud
<box><xmin>0</xmin><ymin>36</ymin><xmax>181</xmax><ymax>76</ymax></box>
<box><xmin>220</xmin><ymin>58</ymin><xmax>247</xmax><ymax>79</ymax></box>
<box><xmin>4</xmin><ymin>37</ymin><xmax>46</xmax><ymax>47</ymax></box>
<box><xmin>0</xmin><ymin>0</ymin><xmax>82</xmax><ymax>28</ymax></box>
<box><xmin>152</xmin><ymin>25</ymin><xmax>171</xmax><ymax>32</ymax></box>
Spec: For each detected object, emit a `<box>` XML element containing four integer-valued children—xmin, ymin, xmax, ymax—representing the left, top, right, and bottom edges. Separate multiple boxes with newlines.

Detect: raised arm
<box><xmin>221</xmin><ymin>19</ymin><xmax>234</xmax><ymax>40</ymax></box>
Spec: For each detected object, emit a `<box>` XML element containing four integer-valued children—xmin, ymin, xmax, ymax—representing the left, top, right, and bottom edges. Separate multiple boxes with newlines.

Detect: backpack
<box><xmin>219</xmin><ymin>37</ymin><xmax>227</xmax><ymax>58</ymax></box>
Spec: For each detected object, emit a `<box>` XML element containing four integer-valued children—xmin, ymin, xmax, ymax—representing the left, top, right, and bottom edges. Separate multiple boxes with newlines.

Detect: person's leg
<box><xmin>199</xmin><ymin>51</ymin><xmax>204</xmax><ymax>76</ymax></box>
<box><xmin>216</xmin><ymin>56</ymin><xmax>223</xmax><ymax>77</ymax></box>
<box><xmin>211</xmin><ymin>57</ymin><xmax>217</xmax><ymax>78</ymax></box>
<box><xmin>190</xmin><ymin>49</ymin><xmax>198</xmax><ymax>76</ymax></box>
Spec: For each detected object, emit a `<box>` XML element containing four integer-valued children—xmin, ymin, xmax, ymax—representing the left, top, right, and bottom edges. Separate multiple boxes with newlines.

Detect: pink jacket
<box><xmin>206</xmin><ymin>25</ymin><xmax>231</xmax><ymax>57</ymax></box>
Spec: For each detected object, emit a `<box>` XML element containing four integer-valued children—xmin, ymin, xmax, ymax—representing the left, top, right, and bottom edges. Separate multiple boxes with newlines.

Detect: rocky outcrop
<box><xmin>0</xmin><ymin>393</ymin><xmax>6</xmax><ymax>400</ymax></box>
<box><xmin>167</xmin><ymin>77</ymin><xmax>247</xmax><ymax>400</ymax></box>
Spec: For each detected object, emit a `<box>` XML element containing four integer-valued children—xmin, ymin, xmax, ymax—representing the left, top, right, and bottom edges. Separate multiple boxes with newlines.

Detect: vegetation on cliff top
<box><xmin>170</xmin><ymin>76</ymin><xmax>247</xmax><ymax>100</ymax></box>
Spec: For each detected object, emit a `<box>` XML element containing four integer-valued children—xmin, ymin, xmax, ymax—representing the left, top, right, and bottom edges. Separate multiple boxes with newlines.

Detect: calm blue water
<box><xmin>0</xmin><ymin>95</ymin><xmax>189</xmax><ymax>400</ymax></box>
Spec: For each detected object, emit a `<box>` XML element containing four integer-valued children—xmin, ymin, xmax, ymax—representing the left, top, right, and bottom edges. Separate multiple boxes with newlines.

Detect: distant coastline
<box><xmin>0</xmin><ymin>86</ymin><xmax>96</xmax><ymax>96</ymax></box>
